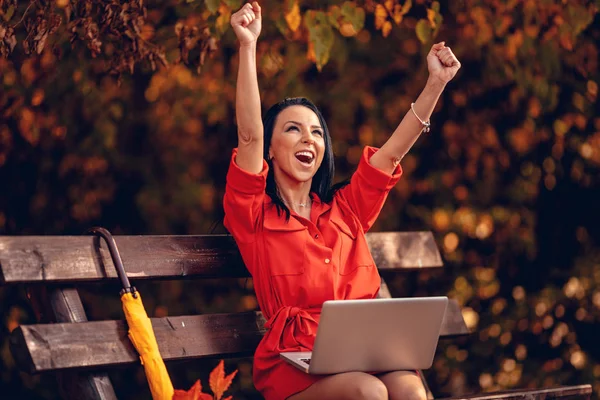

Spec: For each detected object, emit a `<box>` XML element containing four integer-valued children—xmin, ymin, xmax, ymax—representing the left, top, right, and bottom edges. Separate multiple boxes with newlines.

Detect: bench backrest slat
<box><xmin>0</xmin><ymin>232</ymin><xmax>442</xmax><ymax>284</ymax></box>
<box><xmin>11</xmin><ymin>298</ymin><xmax>466</xmax><ymax>374</ymax></box>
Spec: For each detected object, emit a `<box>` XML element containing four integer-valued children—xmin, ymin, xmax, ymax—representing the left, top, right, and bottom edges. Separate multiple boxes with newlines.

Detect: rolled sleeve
<box><xmin>223</xmin><ymin>149</ymin><xmax>268</xmax><ymax>244</ymax></box>
<box><xmin>336</xmin><ymin>146</ymin><xmax>403</xmax><ymax>232</ymax></box>
<box><xmin>226</xmin><ymin>149</ymin><xmax>269</xmax><ymax>194</ymax></box>
<box><xmin>355</xmin><ymin>146</ymin><xmax>403</xmax><ymax>191</ymax></box>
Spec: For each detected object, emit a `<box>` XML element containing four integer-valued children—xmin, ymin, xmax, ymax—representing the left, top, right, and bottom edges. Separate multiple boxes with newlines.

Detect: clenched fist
<box><xmin>427</xmin><ymin>42</ymin><xmax>461</xmax><ymax>85</ymax></box>
<box><xmin>231</xmin><ymin>2</ymin><xmax>262</xmax><ymax>46</ymax></box>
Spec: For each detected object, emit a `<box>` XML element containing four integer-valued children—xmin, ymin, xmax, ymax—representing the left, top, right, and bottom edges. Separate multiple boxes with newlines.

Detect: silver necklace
<box><xmin>284</xmin><ymin>198</ymin><xmax>312</xmax><ymax>208</ymax></box>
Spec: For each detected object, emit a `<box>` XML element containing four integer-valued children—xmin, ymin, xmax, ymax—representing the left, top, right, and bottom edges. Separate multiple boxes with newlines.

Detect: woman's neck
<box><xmin>274</xmin><ymin>176</ymin><xmax>312</xmax><ymax>212</ymax></box>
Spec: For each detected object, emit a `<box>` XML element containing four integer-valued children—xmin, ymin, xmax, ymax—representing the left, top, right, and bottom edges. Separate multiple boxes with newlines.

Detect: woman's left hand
<box><xmin>427</xmin><ymin>42</ymin><xmax>461</xmax><ymax>85</ymax></box>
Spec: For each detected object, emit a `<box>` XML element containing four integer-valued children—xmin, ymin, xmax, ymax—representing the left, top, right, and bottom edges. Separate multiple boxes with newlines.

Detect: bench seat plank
<box><xmin>440</xmin><ymin>384</ymin><xmax>592</xmax><ymax>400</ymax></box>
<box><xmin>11</xmin><ymin>299</ymin><xmax>466</xmax><ymax>374</ymax></box>
<box><xmin>0</xmin><ymin>232</ymin><xmax>442</xmax><ymax>284</ymax></box>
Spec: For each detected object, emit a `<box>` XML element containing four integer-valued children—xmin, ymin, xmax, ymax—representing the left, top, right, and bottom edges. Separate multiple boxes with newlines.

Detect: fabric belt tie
<box><xmin>263</xmin><ymin>306</ymin><xmax>321</xmax><ymax>352</ymax></box>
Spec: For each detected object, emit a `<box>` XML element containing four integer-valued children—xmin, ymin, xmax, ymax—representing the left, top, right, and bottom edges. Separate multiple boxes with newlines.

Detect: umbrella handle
<box><xmin>88</xmin><ymin>227</ymin><xmax>138</xmax><ymax>298</ymax></box>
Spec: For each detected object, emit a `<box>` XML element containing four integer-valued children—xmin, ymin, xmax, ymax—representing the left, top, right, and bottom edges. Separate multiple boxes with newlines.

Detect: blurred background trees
<box><xmin>1</xmin><ymin>0</ymin><xmax>599</xmax><ymax>399</ymax></box>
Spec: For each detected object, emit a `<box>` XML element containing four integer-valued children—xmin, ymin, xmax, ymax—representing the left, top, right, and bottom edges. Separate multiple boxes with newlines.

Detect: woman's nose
<box><xmin>302</xmin><ymin>130</ymin><xmax>315</xmax><ymax>144</ymax></box>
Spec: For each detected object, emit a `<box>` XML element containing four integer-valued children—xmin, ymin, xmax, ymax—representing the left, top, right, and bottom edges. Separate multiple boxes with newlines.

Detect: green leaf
<box><xmin>416</xmin><ymin>19</ymin><xmax>432</xmax><ymax>43</ymax></box>
<box><xmin>328</xmin><ymin>5</ymin><xmax>341</xmax><ymax>29</ymax></box>
<box><xmin>432</xmin><ymin>1</ymin><xmax>440</xmax><ymax>13</ymax></box>
<box><xmin>216</xmin><ymin>6</ymin><xmax>232</xmax><ymax>35</ymax></box>
<box><xmin>205</xmin><ymin>0</ymin><xmax>220</xmax><ymax>14</ymax></box>
<box><xmin>275</xmin><ymin>15</ymin><xmax>290</xmax><ymax>35</ymax></box>
<box><xmin>305</xmin><ymin>11</ymin><xmax>335</xmax><ymax>71</ymax></box>
<box><xmin>402</xmin><ymin>0</ymin><xmax>412</xmax><ymax>14</ymax></box>
<box><xmin>4</xmin><ymin>5</ymin><xmax>15</xmax><ymax>21</ymax></box>
<box><xmin>553</xmin><ymin>120</ymin><xmax>569</xmax><ymax>137</ymax></box>
<box><xmin>433</xmin><ymin>10</ymin><xmax>443</xmax><ymax>36</ymax></box>
<box><xmin>223</xmin><ymin>0</ymin><xmax>241</xmax><ymax>9</ymax></box>
<box><xmin>340</xmin><ymin>2</ymin><xmax>365</xmax><ymax>32</ymax></box>
<box><xmin>566</xmin><ymin>4</ymin><xmax>594</xmax><ymax>36</ymax></box>
<box><xmin>539</xmin><ymin>42</ymin><xmax>561</xmax><ymax>79</ymax></box>
<box><xmin>284</xmin><ymin>0</ymin><xmax>295</xmax><ymax>11</ymax></box>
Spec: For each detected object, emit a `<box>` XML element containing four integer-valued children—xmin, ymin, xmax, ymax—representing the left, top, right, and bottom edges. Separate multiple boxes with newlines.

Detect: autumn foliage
<box><xmin>1</xmin><ymin>0</ymin><xmax>600</xmax><ymax>399</ymax></box>
<box><xmin>172</xmin><ymin>361</ymin><xmax>238</xmax><ymax>400</ymax></box>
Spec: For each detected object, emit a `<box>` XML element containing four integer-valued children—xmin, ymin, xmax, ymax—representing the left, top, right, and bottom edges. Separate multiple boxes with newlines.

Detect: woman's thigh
<box><xmin>288</xmin><ymin>372</ymin><xmax>388</xmax><ymax>400</ymax></box>
<box><xmin>378</xmin><ymin>370</ymin><xmax>427</xmax><ymax>400</ymax></box>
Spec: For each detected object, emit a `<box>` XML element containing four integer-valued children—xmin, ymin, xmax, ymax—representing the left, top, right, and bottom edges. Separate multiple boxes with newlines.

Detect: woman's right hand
<box><xmin>231</xmin><ymin>2</ymin><xmax>262</xmax><ymax>46</ymax></box>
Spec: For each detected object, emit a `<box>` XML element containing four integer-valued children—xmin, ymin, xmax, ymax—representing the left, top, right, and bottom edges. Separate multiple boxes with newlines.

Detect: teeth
<box><xmin>296</xmin><ymin>151</ymin><xmax>314</xmax><ymax>159</ymax></box>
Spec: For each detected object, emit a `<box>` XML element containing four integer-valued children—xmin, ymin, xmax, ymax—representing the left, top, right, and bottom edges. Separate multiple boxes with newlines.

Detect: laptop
<box><xmin>280</xmin><ymin>296</ymin><xmax>448</xmax><ymax>374</ymax></box>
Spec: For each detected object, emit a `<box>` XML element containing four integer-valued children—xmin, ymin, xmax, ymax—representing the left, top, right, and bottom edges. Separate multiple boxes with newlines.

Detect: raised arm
<box><xmin>369</xmin><ymin>42</ymin><xmax>461</xmax><ymax>173</ymax></box>
<box><xmin>230</xmin><ymin>2</ymin><xmax>264</xmax><ymax>174</ymax></box>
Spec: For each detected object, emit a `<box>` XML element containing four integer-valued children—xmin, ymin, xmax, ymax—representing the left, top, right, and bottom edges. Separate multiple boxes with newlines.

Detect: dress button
<box><xmin>324</xmin><ymin>258</ymin><xmax>330</xmax><ymax>264</ymax></box>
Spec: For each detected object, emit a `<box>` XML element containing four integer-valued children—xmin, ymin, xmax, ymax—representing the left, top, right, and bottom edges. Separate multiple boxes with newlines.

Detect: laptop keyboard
<box><xmin>300</xmin><ymin>358</ymin><xmax>311</xmax><ymax>365</ymax></box>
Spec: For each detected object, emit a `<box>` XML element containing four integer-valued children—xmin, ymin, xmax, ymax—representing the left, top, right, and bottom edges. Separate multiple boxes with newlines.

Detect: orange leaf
<box><xmin>172</xmin><ymin>380</ymin><xmax>212</xmax><ymax>400</ymax></box>
<box><xmin>307</xmin><ymin>41</ymin><xmax>316</xmax><ymax>63</ymax></box>
<box><xmin>209</xmin><ymin>360</ymin><xmax>239</xmax><ymax>400</ymax></box>
<box><xmin>384</xmin><ymin>0</ymin><xmax>394</xmax><ymax>12</ymax></box>
<box><xmin>382</xmin><ymin>21</ymin><xmax>393</xmax><ymax>38</ymax></box>
<box><xmin>392</xmin><ymin>5</ymin><xmax>404</xmax><ymax>25</ymax></box>
<box><xmin>285</xmin><ymin>1</ymin><xmax>302</xmax><ymax>33</ymax></box>
<box><xmin>339</xmin><ymin>22</ymin><xmax>357</xmax><ymax>37</ymax></box>
<box><xmin>374</xmin><ymin>4</ymin><xmax>387</xmax><ymax>30</ymax></box>
<box><xmin>427</xmin><ymin>8</ymin><xmax>436</xmax><ymax>27</ymax></box>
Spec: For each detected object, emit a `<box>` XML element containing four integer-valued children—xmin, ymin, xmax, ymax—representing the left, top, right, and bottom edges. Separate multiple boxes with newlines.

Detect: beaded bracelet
<box><xmin>410</xmin><ymin>103</ymin><xmax>431</xmax><ymax>133</ymax></box>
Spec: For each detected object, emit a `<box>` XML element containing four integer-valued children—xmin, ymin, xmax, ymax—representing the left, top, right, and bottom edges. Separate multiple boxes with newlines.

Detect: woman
<box><xmin>223</xmin><ymin>2</ymin><xmax>461</xmax><ymax>399</ymax></box>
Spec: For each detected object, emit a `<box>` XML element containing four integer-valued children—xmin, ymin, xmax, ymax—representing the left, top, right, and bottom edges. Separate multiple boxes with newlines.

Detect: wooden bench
<box><xmin>0</xmin><ymin>231</ymin><xmax>592</xmax><ymax>399</ymax></box>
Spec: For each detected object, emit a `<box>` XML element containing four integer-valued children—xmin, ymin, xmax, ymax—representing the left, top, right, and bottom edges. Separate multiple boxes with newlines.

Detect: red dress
<box><xmin>223</xmin><ymin>146</ymin><xmax>402</xmax><ymax>400</ymax></box>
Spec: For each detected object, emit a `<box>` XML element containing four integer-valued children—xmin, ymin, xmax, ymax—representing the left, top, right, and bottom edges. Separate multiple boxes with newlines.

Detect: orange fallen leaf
<box><xmin>172</xmin><ymin>380</ymin><xmax>212</xmax><ymax>400</ymax></box>
<box><xmin>209</xmin><ymin>360</ymin><xmax>239</xmax><ymax>400</ymax></box>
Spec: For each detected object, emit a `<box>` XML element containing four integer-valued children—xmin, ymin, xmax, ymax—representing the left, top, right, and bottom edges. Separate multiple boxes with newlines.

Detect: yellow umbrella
<box><xmin>90</xmin><ymin>227</ymin><xmax>174</xmax><ymax>400</ymax></box>
<box><xmin>122</xmin><ymin>291</ymin><xmax>174</xmax><ymax>399</ymax></box>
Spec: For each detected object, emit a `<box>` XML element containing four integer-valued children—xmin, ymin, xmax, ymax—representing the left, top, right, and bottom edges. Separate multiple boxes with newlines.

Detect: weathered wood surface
<box><xmin>49</xmin><ymin>288</ymin><xmax>118</xmax><ymax>400</ymax></box>
<box><xmin>367</xmin><ymin>231</ymin><xmax>443</xmax><ymax>270</ymax></box>
<box><xmin>12</xmin><ymin>299</ymin><xmax>465</xmax><ymax>373</ymax></box>
<box><xmin>0</xmin><ymin>235</ymin><xmax>246</xmax><ymax>283</ymax></box>
<box><xmin>11</xmin><ymin>311</ymin><xmax>266</xmax><ymax>373</ymax></box>
<box><xmin>0</xmin><ymin>232</ymin><xmax>442</xmax><ymax>283</ymax></box>
<box><xmin>441</xmin><ymin>384</ymin><xmax>592</xmax><ymax>400</ymax></box>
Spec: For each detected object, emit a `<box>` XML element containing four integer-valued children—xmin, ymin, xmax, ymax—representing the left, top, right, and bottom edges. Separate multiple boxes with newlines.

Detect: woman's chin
<box><xmin>291</xmin><ymin>171</ymin><xmax>316</xmax><ymax>183</ymax></box>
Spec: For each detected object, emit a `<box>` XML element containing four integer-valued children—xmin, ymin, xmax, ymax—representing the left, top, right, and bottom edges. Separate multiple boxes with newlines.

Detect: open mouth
<box><xmin>295</xmin><ymin>150</ymin><xmax>315</xmax><ymax>166</ymax></box>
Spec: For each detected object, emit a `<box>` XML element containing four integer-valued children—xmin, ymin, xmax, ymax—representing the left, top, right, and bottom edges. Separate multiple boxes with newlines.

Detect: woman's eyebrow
<box><xmin>285</xmin><ymin>120</ymin><xmax>322</xmax><ymax>129</ymax></box>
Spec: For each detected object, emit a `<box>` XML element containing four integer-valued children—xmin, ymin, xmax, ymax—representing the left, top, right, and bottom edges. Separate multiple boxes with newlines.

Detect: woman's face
<box><xmin>268</xmin><ymin>105</ymin><xmax>326</xmax><ymax>184</ymax></box>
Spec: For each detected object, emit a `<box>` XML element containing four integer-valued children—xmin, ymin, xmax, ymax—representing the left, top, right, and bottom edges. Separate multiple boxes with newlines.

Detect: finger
<box><xmin>438</xmin><ymin>48</ymin><xmax>453</xmax><ymax>63</ymax></box>
<box><xmin>437</xmin><ymin>47</ymin><xmax>452</xmax><ymax>57</ymax></box>
<box><xmin>430</xmin><ymin>41</ymin><xmax>446</xmax><ymax>52</ymax></box>
<box><xmin>252</xmin><ymin>1</ymin><xmax>262</xmax><ymax>18</ymax></box>
<box><xmin>233</xmin><ymin>6</ymin><xmax>250</xmax><ymax>19</ymax></box>
<box><xmin>442</xmin><ymin>54</ymin><xmax>454</xmax><ymax>66</ymax></box>
<box><xmin>232</xmin><ymin>14</ymin><xmax>243</xmax><ymax>26</ymax></box>
<box><xmin>440</xmin><ymin>49</ymin><xmax>453</xmax><ymax>64</ymax></box>
<box><xmin>442</xmin><ymin>49</ymin><xmax>460</xmax><ymax>67</ymax></box>
<box><xmin>242</xmin><ymin>15</ymin><xmax>250</xmax><ymax>27</ymax></box>
<box><xmin>244</xmin><ymin>10</ymin><xmax>255</xmax><ymax>22</ymax></box>
<box><xmin>443</xmin><ymin>54</ymin><xmax>460</xmax><ymax>67</ymax></box>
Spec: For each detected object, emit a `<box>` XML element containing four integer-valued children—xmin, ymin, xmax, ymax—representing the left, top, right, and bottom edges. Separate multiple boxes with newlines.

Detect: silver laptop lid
<box><xmin>309</xmin><ymin>296</ymin><xmax>448</xmax><ymax>374</ymax></box>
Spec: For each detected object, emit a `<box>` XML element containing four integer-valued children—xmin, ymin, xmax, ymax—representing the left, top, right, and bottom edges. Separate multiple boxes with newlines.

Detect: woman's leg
<box><xmin>378</xmin><ymin>371</ymin><xmax>427</xmax><ymax>400</ymax></box>
<box><xmin>288</xmin><ymin>372</ymin><xmax>388</xmax><ymax>400</ymax></box>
